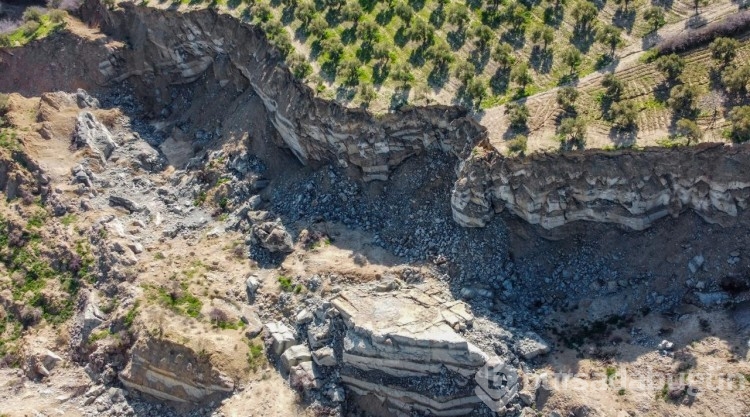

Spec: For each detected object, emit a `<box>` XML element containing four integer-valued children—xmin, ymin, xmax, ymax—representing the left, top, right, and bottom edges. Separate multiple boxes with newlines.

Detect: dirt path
<box><xmin>477</xmin><ymin>1</ymin><xmax>741</xmax><ymax>150</ymax></box>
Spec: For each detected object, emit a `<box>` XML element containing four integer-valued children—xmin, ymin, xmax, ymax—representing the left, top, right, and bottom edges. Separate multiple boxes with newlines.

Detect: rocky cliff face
<box><xmin>452</xmin><ymin>143</ymin><xmax>750</xmax><ymax>230</ymax></box>
<box><xmin>79</xmin><ymin>0</ymin><xmax>485</xmax><ymax>181</ymax></box>
<box><xmin>77</xmin><ymin>1</ymin><xmax>750</xmax><ymax>230</ymax></box>
<box><xmin>119</xmin><ymin>337</ymin><xmax>235</xmax><ymax>407</ymax></box>
<box><xmin>331</xmin><ymin>288</ymin><xmax>519</xmax><ymax>416</ymax></box>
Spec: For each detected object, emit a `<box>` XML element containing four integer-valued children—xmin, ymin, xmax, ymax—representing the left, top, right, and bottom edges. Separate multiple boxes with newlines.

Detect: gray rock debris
<box><xmin>245</xmin><ymin>275</ymin><xmax>260</xmax><ymax>301</ymax></box>
<box><xmin>514</xmin><ymin>332</ymin><xmax>551</xmax><ymax>360</ymax></box>
<box><xmin>252</xmin><ymin>221</ymin><xmax>294</xmax><ymax>253</ymax></box>
<box><xmin>264</xmin><ymin>321</ymin><xmax>296</xmax><ymax>355</ymax></box>
<box><xmin>24</xmin><ymin>349</ymin><xmax>62</xmax><ymax>378</ymax></box>
<box><xmin>73</xmin><ymin>112</ymin><xmax>117</xmax><ymax>163</ymax></box>
<box><xmin>688</xmin><ymin>255</ymin><xmax>705</xmax><ymax>274</ymax></box>
<box><xmin>312</xmin><ymin>347</ymin><xmax>336</xmax><ymax>367</ymax></box>
<box><xmin>109</xmin><ymin>195</ymin><xmax>145</xmax><ymax>213</ymax></box>
<box><xmin>281</xmin><ymin>345</ymin><xmax>311</xmax><ymax>372</ymax></box>
<box><xmin>76</xmin><ymin>89</ymin><xmax>100</xmax><ymax>109</ymax></box>
<box><xmin>241</xmin><ymin>306</ymin><xmax>263</xmax><ymax>338</ymax></box>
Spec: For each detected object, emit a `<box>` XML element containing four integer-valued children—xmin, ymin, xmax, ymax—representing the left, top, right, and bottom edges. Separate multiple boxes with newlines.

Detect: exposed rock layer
<box><xmin>452</xmin><ymin>143</ymin><xmax>750</xmax><ymax>230</ymax></box>
<box><xmin>331</xmin><ymin>288</ymin><xmax>518</xmax><ymax>416</ymax></box>
<box><xmin>119</xmin><ymin>337</ymin><xmax>234</xmax><ymax>407</ymax></box>
<box><xmin>79</xmin><ymin>0</ymin><xmax>485</xmax><ymax>181</ymax></box>
<box><xmin>4</xmin><ymin>1</ymin><xmax>750</xmax><ymax>232</ymax></box>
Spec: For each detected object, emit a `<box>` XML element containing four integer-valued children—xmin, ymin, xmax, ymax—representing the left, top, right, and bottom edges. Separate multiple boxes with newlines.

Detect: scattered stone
<box><xmin>289</xmin><ymin>361</ymin><xmax>322</xmax><ymax>392</ymax></box>
<box><xmin>732</xmin><ymin>301</ymin><xmax>750</xmax><ymax>334</ymax></box>
<box><xmin>514</xmin><ymin>332</ymin><xmax>551</xmax><ymax>360</ymax></box>
<box><xmin>241</xmin><ymin>306</ymin><xmax>263</xmax><ymax>338</ymax></box>
<box><xmin>308</xmin><ymin>323</ymin><xmax>332</xmax><ymax>349</ymax></box>
<box><xmin>72</xmin><ymin>112</ymin><xmax>117</xmax><ymax>163</ymax></box>
<box><xmin>248</xmin><ymin>195</ymin><xmax>263</xmax><ymax>210</ymax></box>
<box><xmin>658</xmin><ymin>340</ymin><xmax>674</xmax><ymax>351</ymax></box>
<box><xmin>25</xmin><ymin>349</ymin><xmax>62</xmax><ymax>378</ymax></box>
<box><xmin>696</xmin><ymin>291</ymin><xmax>730</xmax><ymax>306</ymax></box>
<box><xmin>109</xmin><ymin>195</ymin><xmax>144</xmax><ymax>213</ymax></box>
<box><xmin>688</xmin><ymin>255</ymin><xmax>705</xmax><ymax>274</ymax></box>
<box><xmin>295</xmin><ymin>309</ymin><xmax>313</xmax><ymax>325</ymax></box>
<box><xmin>245</xmin><ymin>275</ymin><xmax>260</xmax><ymax>300</ymax></box>
<box><xmin>374</xmin><ymin>278</ymin><xmax>401</xmax><ymax>292</ymax></box>
<box><xmin>325</xmin><ymin>385</ymin><xmax>345</xmax><ymax>403</ymax></box>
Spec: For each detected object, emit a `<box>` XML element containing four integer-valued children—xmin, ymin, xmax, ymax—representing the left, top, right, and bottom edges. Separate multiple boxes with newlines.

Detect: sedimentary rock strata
<box><xmin>452</xmin><ymin>143</ymin><xmax>750</xmax><ymax>230</ymax></box>
<box><xmin>118</xmin><ymin>338</ymin><xmax>234</xmax><ymax>406</ymax></box>
<box><xmin>330</xmin><ymin>288</ymin><xmax>519</xmax><ymax>416</ymax></box>
<box><xmin>77</xmin><ymin>0</ymin><xmax>486</xmax><ymax>181</ymax></box>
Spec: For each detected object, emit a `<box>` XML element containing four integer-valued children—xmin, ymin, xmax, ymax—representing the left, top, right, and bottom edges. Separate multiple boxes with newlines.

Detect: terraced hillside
<box><xmin>485</xmin><ymin>27</ymin><xmax>750</xmax><ymax>153</ymax></box>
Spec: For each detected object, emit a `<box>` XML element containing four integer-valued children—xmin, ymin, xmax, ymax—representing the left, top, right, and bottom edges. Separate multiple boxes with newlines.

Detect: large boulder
<box><xmin>72</xmin><ymin>112</ymin><xmax>117</xmax><ymax>163</ymax></box>
<box><xmin>119</xmin><ymin>337</ymin><xmax>234</xmax><ymax>407</ymax></box>
<box><xmin>252</xmin><ymin>221</ymin><xmax>294</xmax><ymax>253</ymax></box>
<box><xmin>264</xmin><ymin>321</ymin><xmax>296</xmax><ymax>355</ymax></box>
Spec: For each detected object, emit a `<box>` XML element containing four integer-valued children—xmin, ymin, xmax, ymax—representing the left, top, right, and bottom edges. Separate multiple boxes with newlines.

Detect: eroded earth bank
<box><xmin>0</xmin><ymin>2</ymin><xmax>750</xmax><ymax>417</ymax></box>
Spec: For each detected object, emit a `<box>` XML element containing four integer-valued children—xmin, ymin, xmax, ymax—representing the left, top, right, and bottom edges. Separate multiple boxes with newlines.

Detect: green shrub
<box><xmin>729</xmin><ymin>106</ymin><xmax>750</xmax><ymax>143</ymax></box>
<box><xmin>507</xmin><ymin>135</ymin><xmax>527</xmax><ymax>156</ymax></box>
<box><xmin>278</xmin><ymin>275</ymin><xmax>293</xmax><ymax>292</ymax></box>
<box><xmin>157</xmin><ymin>282</ymin><xmax>202</xmax><ymax>318</ymax></box>
<box><xmin>123</xmin><ymin>301</ymin><xmax>139</xmax><ymax>327</ymax></box>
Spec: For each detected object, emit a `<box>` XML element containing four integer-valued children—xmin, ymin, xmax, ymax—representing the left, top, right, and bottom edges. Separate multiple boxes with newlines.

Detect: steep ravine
<box><xmin>77</xmin><ymin>1</ymin><xmax>750</xmax><ymax>231</ymax></box>
<box><xmin>78</xmin><ymin>0</ymin><xmax>486</xmax><ymax>181</ymax></box>
<box><xmin>4</xmin><ymin>0</ymin><xmax>750</xmax><ymax>231</ymax></box>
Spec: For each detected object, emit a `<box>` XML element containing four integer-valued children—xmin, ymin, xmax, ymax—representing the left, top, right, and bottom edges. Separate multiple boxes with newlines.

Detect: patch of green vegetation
<box><xmin>60</xmin><ymin>213</ymin><xmax>77</xmax><ymax>226</ymax></box>
<box><xmin>184</xmin><ymin>260</ymin><xmax>205</xmax><ymax>280</ymax></box>
<box><xmin>656</xmin><ymin>136</ymin><xmax>687</xmax><ymax>149</ymax></box>
<box><xmin>657</xmin><ymin>383</ymin><xmax>669</xmax><ymax>400</ymax></box>
<box><xmin>124</xmin><ymin>301</ymin><xmax>139</xmax><ymax>328</ymax></box>
<box><xmin>0</xmin><ymin>214</ymin><xmax>83</xmax><ymax>326</ymax></box>
<box><xmin>246</xmin><ymin>340</ymin><xmax>266</xmax><ymax>371</ymax></box>
<box><xmin>88</xmin><ymin>329</ymin><xmax>112</xmax><ymax>344</ymax></box>
<box><xmin>277</xmin><ymin>275</ymin><xmax>293</xmax><ymax>292</ymax></box>
<box><xmin>0</xmin><ymin>129</ymin><xmax>19</xmax><ymax>150</ymax></box>
<box><xmin>213</xmin><ymin>318</ymin><xmax>244</xmax><ymax>330</ymax></box>
<box><xmin>606</xmin><ymin>366</ymin><xmax>617</xmax><ymax>379</ymax></box>
<box><xmin>0</xmin><ymin>316</ymin><xmax>23</xmax><ymax>367</ymax></box>
<box><xmin>310</xmin><ymin>237</ymin><xmax>331</xmax><ymax>249</ymax></box>
<box><xmin>194</xmin><ymin>191</ymin><xmax>207</xmax><ymax>206</ymax></box>
<box><xmin>642</xmin><ymin>97</ymin><xmax>666</xmax><ymax>110</ymax></box>
<box><xmin>618</xmin><ymin>388</ymin><xmax>626</xmax><ymax>396</ymax></box>
<box><xmin>26</xmin><ymin>210</ymin><xmax>47</xmax><ymax>228</ymax></box>
<box><xmin>153</xmin><ymin>252</ymin><xmax>166</xmax><ymax>260</ymax></box>
<box><xmin>218</xmin><ymin>197</ymin><xmax>229</xmax><ymax>210</ymax></box>
<box><xmin>0</xmin><ymin>10</ymin><xmax>66</xmax><ymax>48</ymax></box>
<box><xmin>155</xmin><ymin>282</ymin><xmax>203</xmax><ymax>318</ymax></box>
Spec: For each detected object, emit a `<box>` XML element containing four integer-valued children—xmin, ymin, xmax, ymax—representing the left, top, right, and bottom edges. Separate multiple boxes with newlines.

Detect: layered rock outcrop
<box><xmin>452</xmin><ymin>143</ymin><xmax>750</xmax><ymax>230</ymax></box>
<box><xmin>331</xmin><ymin>288</ymin><xmax>518</xmax><ymax>416</ymax></box>
<box><xmin>119</xmin><ymin>337</ymin><xmax>234</xmax><ymax>407</ymax></box>
<box><xmin>79</xmin><ymin>0</ymin><xmax>485</xmax><ymax>181</ymax></box>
